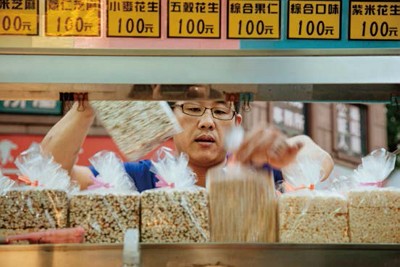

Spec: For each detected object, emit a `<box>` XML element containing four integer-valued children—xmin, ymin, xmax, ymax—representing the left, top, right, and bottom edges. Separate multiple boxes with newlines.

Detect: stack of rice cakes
<box><xmin>349</xmin><ymin>188</ymin><xmax>400</xmax><ymax>243</ymax></box>
<box><xmin>279</xmin><ymin>192</ymin><xmax>349</xmax><ymax>243</ymax></box>
<box><xmin>141</xmin><ymin>188</ymin><xmax>209</xmax><ymax>243</ymax></box>
<box><xmin>0</xmin><ymin>189</ymin><xmax>68</xmax><ymax>235</ymax></box>
<box><xmin>69</xmin><ymin>192</ymin><xmax>140</xmax><ymax>243</ymax></box>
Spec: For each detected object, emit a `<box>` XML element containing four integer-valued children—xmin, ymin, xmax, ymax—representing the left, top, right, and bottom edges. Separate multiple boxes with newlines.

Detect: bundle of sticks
<box><xmin>207</xmin><ymin>166</ymin><xmax>277</xmax><ymax>243</ymax></box>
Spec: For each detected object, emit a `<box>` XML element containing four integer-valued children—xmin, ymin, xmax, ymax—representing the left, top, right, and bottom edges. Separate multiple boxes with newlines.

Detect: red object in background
<box><xmin>0</xmin><ymin>134</ymin><xmax>174</xmax><ymax>178</ymax></box>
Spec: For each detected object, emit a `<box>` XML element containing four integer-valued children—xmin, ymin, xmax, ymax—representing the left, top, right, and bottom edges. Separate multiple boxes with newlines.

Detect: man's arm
<box><xmin>41</xmin><ymin>101</ymin><xmax>95</xmax><ymax>189</ymax></box>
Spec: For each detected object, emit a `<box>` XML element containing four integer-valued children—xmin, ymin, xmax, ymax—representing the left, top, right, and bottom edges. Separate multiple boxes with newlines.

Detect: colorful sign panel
<box><xmin>349</xmin><ymin>0</ymin><xmax>400</xmax><ymax>40</ymax></box>
<box><xmin>167</xmin><ymin>0</ymin><xmax>221</xmax><ymax>38</ymax></box>
<box><xmin>107</xmin><ymin>0</ymin><xmax>161</xmax><ymax>37</ymax></box>
<box><xmin>227</xmin><ymin>0</ymin><xmax>280</xmax><ymax>39</ymax></box>
<box><xmin>288</xmin><ymin>0</ymin><xmax>341</xmax><ymax>39</ymax></box>
<box><xmin>0</xmin><ymin>0</ymin><xmax>398</xmax><ymax>50</ymax></box>
<box><xmin>45</xmin><ymin>0</ymin><xmax>101</xmax><ymax>36</ymax></box>
<box><xmin>0</xmin><ymin>0</ymin><xmax>39</xmax><ymax>35</ymax></box>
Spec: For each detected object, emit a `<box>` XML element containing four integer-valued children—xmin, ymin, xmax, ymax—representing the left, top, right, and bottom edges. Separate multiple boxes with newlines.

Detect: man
<box><xmin>41</xmin><ymin>94</ymin><xmax>333</xmax><ymax>191</ymax></box>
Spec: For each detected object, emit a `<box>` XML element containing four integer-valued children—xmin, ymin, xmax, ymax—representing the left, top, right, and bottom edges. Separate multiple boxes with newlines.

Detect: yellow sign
<box><xmin>349</xmin><ymin>1</ymin><xmax>400</xmax><ymax>40</ymax></box>
<box><xmin>167</xmin><ymin>0</ymin><xmax>221</xmax><ymax>38</ymax></box>
<box><xmin>227</xmin><ymin>0</ymin><xmax>280</xmax><ymax>39</ymax></box>
<box><xmin>45</xmin><ymin>0</ymin><xmax>101</xmax><ymax>36</ymax></box>
<box><xmin>0</xmin><ymin>0</ymin><xmax>39</xmax><ymax>36</ymax></box>
<box><xmin>287</xmin><ymin>0</ymin><xmax>341</xmax><ymax>39</ymax></box>
<box><xmin>107</xmin><ymin>0</ymin><xmax>160</xmax><ymax>37</ymax></box>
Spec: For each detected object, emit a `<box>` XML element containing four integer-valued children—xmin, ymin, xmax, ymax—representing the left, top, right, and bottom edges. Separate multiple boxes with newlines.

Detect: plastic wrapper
<box><xmin>91</xmin><ymin>101</ymin><xmax>181</xmax><ymax>161</ymax></box>
<box><xmin>347</xmin><ymin>148</ymin><xmax>399</xmax><ymax>243</ymax></box>
<box><xmin>0</xmin><ymin>144</ymin><xmax>74</xmax><ymax>231</ymax></box>
<box><xmin>141</xmin><ymin>147</ymin><xmax>209</xmax><ymax>243</ymax></box>
<box><xmin>207</xmin><ymin>125</ymin><xmax>277</xmax><ymax>243</ymax></box>
<box><xmin>69</xmin><ymin>151</ymin><xmax>140</xmax><ymax>243</ymax></box>
<box><xmin>279</xmin><ymin>156</ymin><xmax>349</xmax><ymax>243</ymax></box>
<box><xmin>0</xmin><ymin>170</ymin><xmax>15</xmax><ymax>196</ymax></box>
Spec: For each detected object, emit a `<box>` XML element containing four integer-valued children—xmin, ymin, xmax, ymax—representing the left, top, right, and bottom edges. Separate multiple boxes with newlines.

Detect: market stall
<box><xmin>0</xmin><ymin>0</ymin><xmax>399</xmax><ymax>266</ymax></box>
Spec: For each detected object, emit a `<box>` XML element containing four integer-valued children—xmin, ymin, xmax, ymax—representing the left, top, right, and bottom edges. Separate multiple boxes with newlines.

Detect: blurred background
<box><xmin>0</xmin><ymin>99</ymin><xmax>398</xmax><ymax>185</ymax></box>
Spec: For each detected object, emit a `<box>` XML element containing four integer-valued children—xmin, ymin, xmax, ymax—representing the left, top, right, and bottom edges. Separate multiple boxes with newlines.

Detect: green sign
<box><xmin>0</xmin><ymin>100</ymin><xmax>62</xmax><ymax>115</ymax></box>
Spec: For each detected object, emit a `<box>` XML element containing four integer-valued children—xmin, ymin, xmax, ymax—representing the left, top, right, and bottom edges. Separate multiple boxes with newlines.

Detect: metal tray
<box><xmin>0</xmin><ymin>243</ymin><xmax>399</xmax><ymax>267</ymax></box>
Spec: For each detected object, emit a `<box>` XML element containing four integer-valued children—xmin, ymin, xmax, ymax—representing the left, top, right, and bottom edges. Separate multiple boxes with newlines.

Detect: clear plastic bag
<box><xmin>207</xmin><ymin>125</ymin><xmax>277</xmax><ymax>243</ymax></box>
<box><xmin>69</xmin><ymin>151</ymin><xmax>140</xmax><ymax>243</ymax></box>
<box><xmin>0</xmin><ymin>170</ymin><xmax>15</xmax><ymax>196</ymax></box>
<box><xmin>91</xmin><ymin>101</ymin><xmax>181</xmax><ymax>161</ymax></box>
<box><xmin>141</xmin><ymin>147</ymin><xmax>209</xmax><ymax>243</ymax></box>
<box><xmin>0</xmin><ymin>143</ymin><xmax>74</xmax><ymax>230</ymax></box>
<box><xmin>279</xmin><ymin>155</ymin><xmax>349</xmax><ymax>243</ymax></box>
<box><xmin>347</xmin><ymin>148</ymin><xmax>399</xmax><ymax>243</ymax></box>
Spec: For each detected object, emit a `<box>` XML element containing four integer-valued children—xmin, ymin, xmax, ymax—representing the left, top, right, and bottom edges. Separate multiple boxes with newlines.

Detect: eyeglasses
<box><xmin>174</xmin><ymin>103</ymin><xmax>236</xmax><ymax>121</ymax></box>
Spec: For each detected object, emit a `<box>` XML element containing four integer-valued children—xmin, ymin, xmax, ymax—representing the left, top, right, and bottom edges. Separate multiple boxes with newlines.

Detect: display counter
<box><xmin>0</xmin><ymin>243</ymin><xmax>399</xmax><ymax>267</ymax></box>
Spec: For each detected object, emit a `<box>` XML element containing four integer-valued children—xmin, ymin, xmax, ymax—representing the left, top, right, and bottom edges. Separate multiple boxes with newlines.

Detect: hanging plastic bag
<box><xmin>0</xmin><ymin>169</ymin><xmax>15</xmax><ymax>196</ymax></box>
<box><xmin>347</xmin><ymin>148</ymin><xmax>399</xmax><ymax>243</ymax></box>
<box><xmin>279</xmin><ymin>153</ymin><xmax>349</xmax><ymax>243</ymax></box>
<box><xmin>141</xmin><ymin>147</ymin><xmax>209</xmax><ymax>243</ymax></box>
<box><xmin>207</xmin><ymin>125</ymin><xmax>277</xmax><ymax>243</ymax></box>
<box><xmin>69</xmin><ymin>150</ymin><xmax>140</xmax><ymax>243</ymax></box>
<box><xmin>0</xmin><ymin>143</ymin><xmax>76</xmax><ymax>232</ymax></box>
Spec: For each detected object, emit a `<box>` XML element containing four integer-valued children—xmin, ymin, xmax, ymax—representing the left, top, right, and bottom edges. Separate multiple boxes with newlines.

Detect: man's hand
<box><xmin>233</xmin><ymin>126</ymin><xmax>303</xmax><ymax>169</ymax></box>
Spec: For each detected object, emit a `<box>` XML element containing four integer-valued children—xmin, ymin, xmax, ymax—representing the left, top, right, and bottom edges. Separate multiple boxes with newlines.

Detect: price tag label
<box><xmin>167</xmin><ymin>0</ymin><xmax>221</xmax><ymax>38</ymax></box>
<box><xmin>45</xmin><ymin>0</ymin><xmax>101</xmax><ymax>36</ymax></box>
<box><xmin>349</xmin><ymin>0</ymin><xmax>400</xmax><ymax>40</ymax></box>
<box><xmin>0</xmin><ymin>0</ymin><xmax>39</xmax><ymax>36</ymax></box>
<box><xmin>107</xmin><ymin>0</ymin><xmax>160</xmax><ymax>37</ymax></box>
<box><xmin>287</xmin><ymin>0</ymin><xmax>341</xmax><ymax>39</ymax></box>
<box><xmin>227</xmin><ymin>0</ymin><xmax>280</xmax><ymax>39</ymax></box>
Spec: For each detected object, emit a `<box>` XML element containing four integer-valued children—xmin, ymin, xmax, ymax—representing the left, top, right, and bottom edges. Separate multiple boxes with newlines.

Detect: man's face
<box><xmin>172</xmin><ymin>101</ymin><xmax>242</xmax><ymax>168</ymax></box>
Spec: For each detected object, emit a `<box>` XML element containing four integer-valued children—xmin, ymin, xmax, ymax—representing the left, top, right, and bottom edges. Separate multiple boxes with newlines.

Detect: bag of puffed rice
<box><xmin>69</xmin><ymin>150</ymin><xmax>140</xmax><ymax>243</ymax></box>
<box><xmin>0</xmin><ymin>143</ymin><xmax>75</xmax><ymax>231</ymax></box>
<box><xmin>207</xmin><ymin>126</ymin><xmax>277</xmax><ymax>243</ymax></box>
<box><xmin>91</xmin><ymin>101</ymin><xmax>181</xmax><ymax>161</ymax></box>
<box><xmin>141</xmin><ymin>147</ymin><xmax>209</xmax><ymax>243</ymax></box>
<box><xmin>279</xmin><ymin>155</ymin><xmax>349</xmax><ymax>243</ymax></box>
<box><xmin>347</xmin><ymin>148</ymin><xmax>399</xmax><ymax>243</ymax></box>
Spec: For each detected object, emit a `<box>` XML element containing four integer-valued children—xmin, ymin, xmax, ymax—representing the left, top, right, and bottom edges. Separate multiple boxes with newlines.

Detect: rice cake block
<box><xmin>91</xmin><ymin>101</ymin><xmax>180</xmax><ymax>161</ymax></box>
<box><xmin>0</xmin><ymin>190</ymin><xmax>68</xmax><ymax>229</ymax></box>
<box><xmin>348</xmin><ymin>189</ymin><xmax>400</xmax><ymax>243</ymax></box>
<box><xmin>69</xmin><ymin>193</ymin><xmax>140</xmax><ymax>243</ymax></box>
<box><xmin>279</xmin><ymin>192</ymin><xmax>349</xmax><ymax>243</ymax></box>
<box><xmin>141</xmin><ymin>188</ymin><xmax>210</xmax><ymax>243</ymax></box>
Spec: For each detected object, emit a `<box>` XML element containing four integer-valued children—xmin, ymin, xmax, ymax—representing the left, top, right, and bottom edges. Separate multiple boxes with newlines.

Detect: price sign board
<box><xmin>227</xmin><ymin>0</ymin><xmax>280</xmax><ymax>39</ymax></box>
<box><xmin>287</xmin><ymin>0</ymin><xmax>341</xmax><ymax>39</ymax></box>
<box><xmin>349</xmin><ymin>0</ymin><xmax>400</xmax><ymax>40</ymax></box>
<box><xmin>45</xmin><ymin>0</ymin><xmax>101</xmax><ymax>36</ymax></box>
<box><xmin>167</xmin><ymin>0</ymin><xmax>221</xmax><ymax>38</ymax></box>
<box><xmin>107</xmin><ymin>0</ymin><xmax>161</xmax><ymax>37</ymax></box>
<box><xmin>0</xmin><ymin>0</ymin><xmax>39</xmax><ymax>36</ymax></box>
